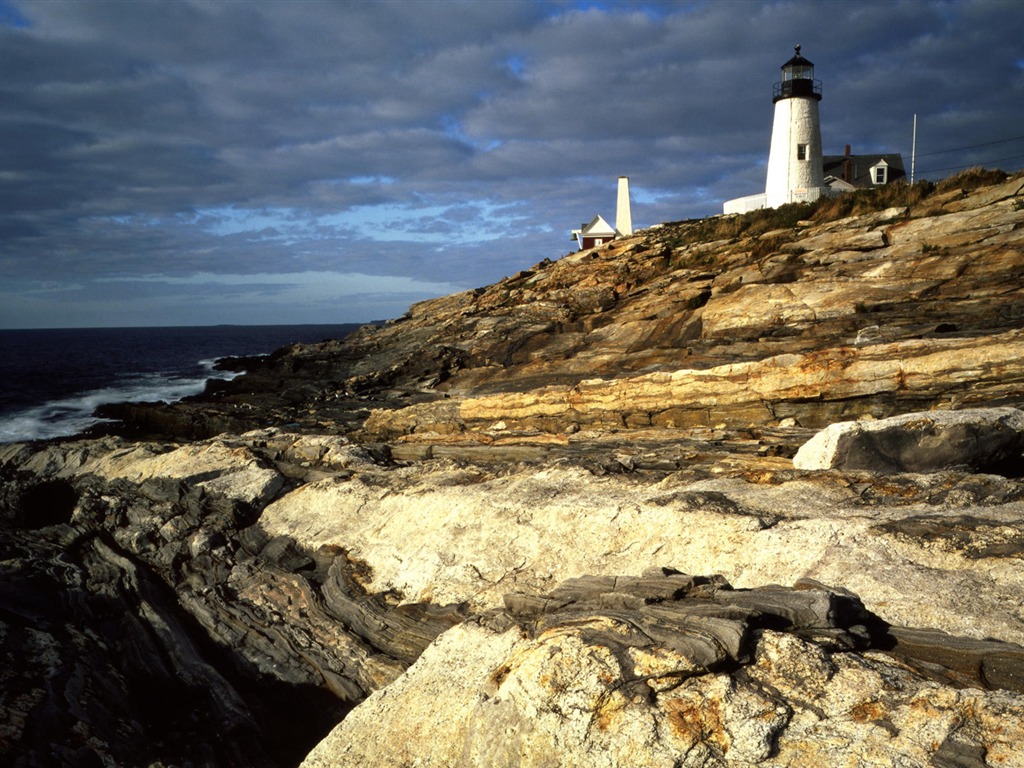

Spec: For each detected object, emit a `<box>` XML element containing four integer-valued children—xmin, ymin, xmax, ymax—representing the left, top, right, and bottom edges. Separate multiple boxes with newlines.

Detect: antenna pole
<box><xmin>911</xmin><ymin>113</ymin><xmax>917</xmax><ymax>185</ymax></box>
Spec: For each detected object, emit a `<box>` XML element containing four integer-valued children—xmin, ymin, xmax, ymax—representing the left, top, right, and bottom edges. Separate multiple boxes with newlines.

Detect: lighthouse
<box><xmin>723</xmin><ymin>46</ymin><xmax>896</xmax><ymax>215</ymax></box>
<box><xmin>764</xmin><ymin>45</ymin><xmax>827</xmax><ymax>208</ymax></box>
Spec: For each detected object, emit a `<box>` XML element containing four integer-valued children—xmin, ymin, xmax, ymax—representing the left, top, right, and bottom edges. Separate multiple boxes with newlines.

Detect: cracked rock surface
<box><xmin>4</xmin><ymin>423</ymin><xmax>1024</xmax><ymax>766</ymax></box>
<box><xmin>302</xmin><ymin>573</ymin><xmax>1024</xmax><ymax>768</ymax></box>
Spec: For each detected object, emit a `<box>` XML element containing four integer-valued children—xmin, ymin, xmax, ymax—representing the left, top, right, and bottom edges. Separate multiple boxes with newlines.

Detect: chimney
<box><xmin>843</xmin><ymin>144</ymin><xmax>852</xmax><ymax>181</ymax></box>
<box><xmin>616</xmin><ymin>176</ymin><xmax>633</xmax><ymax>237</ymax></box>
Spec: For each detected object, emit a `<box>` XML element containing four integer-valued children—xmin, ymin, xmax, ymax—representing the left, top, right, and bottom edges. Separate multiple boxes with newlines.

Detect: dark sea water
<box><xmin>0</xmin><ymin>324</ymin><xmax>362</xmax><ymax>443</ymax></box>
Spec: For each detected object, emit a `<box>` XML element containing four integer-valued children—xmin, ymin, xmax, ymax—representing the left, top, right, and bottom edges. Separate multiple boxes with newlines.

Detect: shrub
<box><xmin>658</xmin><ymin>167</ymin><xmax>1014</xmax><ymax>254</ymax></box>
<box><xmin>809</xmin><ymin>179</ymin><xmax>937</xmax><ymax>223</ymax></box>
<box><xmin>662</xmin><ymin>201</ymin><xmax>815</xmax><ymax>251</ymax></box>
<box><xmin>935</xmin><ymin>167</ymin><xmax>1007</xmax><ymax>193</ymax></box>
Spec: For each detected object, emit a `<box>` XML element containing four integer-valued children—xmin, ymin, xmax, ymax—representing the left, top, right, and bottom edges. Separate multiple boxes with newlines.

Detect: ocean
<box><xmin>0</xmin><ymin>324</ymin><xmax>362</xmax><ymax>444</ymax></box>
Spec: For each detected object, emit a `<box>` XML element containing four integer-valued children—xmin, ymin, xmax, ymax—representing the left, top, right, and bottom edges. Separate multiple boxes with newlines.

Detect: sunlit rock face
<box><xmin>360</xmin><ymin>173</ymin><xmax>1024</xmax><ymax>438</ymax></box>
<box><xmin>301</xmin><ymin>576</ymin><xmax>1024</xmax><ymax>768</ymax></box>
<box><xmin>3</xmin><ymin>170</ymin><xmax>1024</xmax><ymax>767</ymax></box>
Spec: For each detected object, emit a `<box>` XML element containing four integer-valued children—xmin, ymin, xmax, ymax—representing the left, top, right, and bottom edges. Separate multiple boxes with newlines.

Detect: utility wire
<box><xmin>902</xmin><ymin>131</ymin><xmax>1024</xmax><ymax>176</ymax></box>
<box><xmin>914</xmin><ymin>133</ymin><xmax>1024</xmax><ymax>158</ymax></box>
<box><xmin>916</xmin><ymin>152</ymin><xmax>1024</xmax><ymax>175</ymax></box>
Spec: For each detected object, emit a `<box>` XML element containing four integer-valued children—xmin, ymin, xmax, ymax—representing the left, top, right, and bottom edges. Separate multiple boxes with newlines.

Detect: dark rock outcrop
<box><xmin>499</xmin><ymin>571</ymin><xmax>1024</xmax><ymax>696</ymax></box>
<box><xmin>0</xmin><ymin>445</ymin><xmax>459</xmax><ymax>767</ymax></box>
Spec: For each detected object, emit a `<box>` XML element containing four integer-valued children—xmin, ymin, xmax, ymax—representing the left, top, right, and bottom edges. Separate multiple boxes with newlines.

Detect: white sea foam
<box><xmin>0</xmin><ymin>366</ymin><xmax>241</xmax><ymax>443</ymax></box>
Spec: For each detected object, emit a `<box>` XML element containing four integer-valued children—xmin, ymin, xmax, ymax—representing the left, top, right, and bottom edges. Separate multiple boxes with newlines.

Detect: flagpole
<box><xmin>911</xmin><ymin>113</ymin><xmax>917</xmax><ymax>185</ymax></box>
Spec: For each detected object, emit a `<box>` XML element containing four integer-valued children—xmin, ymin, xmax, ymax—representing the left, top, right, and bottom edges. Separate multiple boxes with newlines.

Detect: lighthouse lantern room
<box><xmin>773</xmin><ymin>46</ymin><xmax>821</xmax><ymax>101</ymax></box>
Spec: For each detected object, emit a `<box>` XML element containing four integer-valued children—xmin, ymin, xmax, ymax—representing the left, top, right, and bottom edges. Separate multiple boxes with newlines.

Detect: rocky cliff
<box><xmin>98</xmin><ymin>168</ymin><xmax>1024</xmax><ymax>442</ymax></box>
<box><xmin>3</xmin><ymin>169</ymin><xmax>1024</xmax><ymax>767</ymax></box>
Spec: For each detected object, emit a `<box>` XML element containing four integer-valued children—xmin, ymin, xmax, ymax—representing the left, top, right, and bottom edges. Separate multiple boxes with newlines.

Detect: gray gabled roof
<box><xmin>822</xmin><ymin>153</ymin><xmax>906</xmax><ymax>188</ymax></box>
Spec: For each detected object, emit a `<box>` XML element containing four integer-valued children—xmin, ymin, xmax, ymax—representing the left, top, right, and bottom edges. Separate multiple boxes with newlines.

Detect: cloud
<box><xmin>2</xmin><ymin>0</ymin><xmax>1023</xmax><ymax>327</ymax></box>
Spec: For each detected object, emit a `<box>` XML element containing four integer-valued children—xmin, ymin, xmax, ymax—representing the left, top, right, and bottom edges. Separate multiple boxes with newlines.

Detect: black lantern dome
<box><xmin>773</xmin><ymin>45</ymin><xmax>822</xmax><ymax>103</ymax></box>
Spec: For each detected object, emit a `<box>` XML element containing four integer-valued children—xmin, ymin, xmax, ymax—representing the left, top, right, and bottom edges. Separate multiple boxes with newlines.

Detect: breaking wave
<box><xmin>0</xmin><ymin>323</ymin><xmax>362</xmax><ymax>444</ymax></box>
<box><xmin>0</xmin><ymin>364</ymin><xmax>240</xmax><ymax>443</ymax></box>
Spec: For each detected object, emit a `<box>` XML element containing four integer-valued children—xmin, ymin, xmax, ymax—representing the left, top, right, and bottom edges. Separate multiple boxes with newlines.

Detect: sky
<box><xmin>2</xmin><ymin>0</ymin><xmax>1023</xmax><ymax>329</ymax></box>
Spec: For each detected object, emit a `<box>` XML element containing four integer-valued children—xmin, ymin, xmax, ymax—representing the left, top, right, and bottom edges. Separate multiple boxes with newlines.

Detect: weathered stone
<box><xmin>451</xmin><ymin>330</ymin><xmax>1024</xmax><ymax>433</ymax></box>
<box><xmin>320</xmin><ymin>555</ymin><xmax>467</xmax><ymax>664</ymax></box>
<box><xmin>17</xmin><ymin>436</ymin><xmax>285</xmax><ymax>505</ymax></box>
<box><xmin>793</xmin><ymin>407</ymin><xmax>1024</xmax><ymax>473</ymax></box>
<box><xmin>700</xmin><ymin>278</ymin><xmax>940</xmax><ymax>338</ymax></box>
<box><xmin>300</xmin><ymin>584</ymin><xmax>1024</xmax><ymax>768</ymax></box>
<box><xmin>253</xmin><ymin>456</ymin><xmax>1024</xmax><ymax>645</ymax></box>
<box><xmin>887</xmin><ymin>625</ymin><xmax>1024</xmax><ymax>693</ymax></box>
<box><xmin>0</xmin><ymin>433</ymin><xmax>427</xmax><ymax>767</ymax></box>
<box><xmin>873</xmin><ymin>513</ymin><xmax>1024</xmax><ymax>559</ymax></box>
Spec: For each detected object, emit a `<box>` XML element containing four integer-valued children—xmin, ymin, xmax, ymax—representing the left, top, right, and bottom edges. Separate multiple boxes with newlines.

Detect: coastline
<box><xmin>0</xmin><ymin>323</ymin><xmax>364</xmax><ymax>444</ymax></box>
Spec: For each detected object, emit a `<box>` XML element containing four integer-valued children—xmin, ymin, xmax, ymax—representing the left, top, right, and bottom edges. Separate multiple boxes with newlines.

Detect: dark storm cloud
<box><xmin>1</xmin><ymin>0</ymin><xmax>1023</xmax><ymax>327</ymax></box>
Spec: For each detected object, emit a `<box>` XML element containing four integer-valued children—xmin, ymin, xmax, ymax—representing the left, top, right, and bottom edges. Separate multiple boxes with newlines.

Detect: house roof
<box><xmin>579</xmin><ymin>214</ymin><xmax>617</xmax><ymax>237</ymax></box>
<box><xmin>822</xmin><ymin>153</ymin><xmax>906</xmax><ymax>188</ymax></box>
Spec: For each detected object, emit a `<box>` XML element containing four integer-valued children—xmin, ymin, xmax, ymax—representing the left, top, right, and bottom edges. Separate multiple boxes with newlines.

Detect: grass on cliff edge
<box><xmin>810</xmin><ymin>166</ymin><xmax>1011</xmax><ymax>222</ymax></box>
<box><xmin>663</xmin><ymin>167</ymin><xmax>1016</xmax><ymax>252</ymax></box>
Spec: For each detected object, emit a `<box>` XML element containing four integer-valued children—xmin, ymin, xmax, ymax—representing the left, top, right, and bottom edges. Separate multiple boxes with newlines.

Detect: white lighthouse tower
<box><xmin>764</xmin><ymin>45</ymin><xmax>828</xmax><ymax>208</ymax></box>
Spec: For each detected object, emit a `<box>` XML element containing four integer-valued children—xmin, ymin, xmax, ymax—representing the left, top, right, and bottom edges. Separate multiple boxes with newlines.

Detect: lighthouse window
<box><xmin>797</xmin><ymin>144</ymin><xmax>808</xmax><ymax>161</ymax></box>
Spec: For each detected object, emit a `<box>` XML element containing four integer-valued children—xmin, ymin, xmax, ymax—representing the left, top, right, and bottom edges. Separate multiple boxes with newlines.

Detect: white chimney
<box><xmin>616</xmin><ymin>176</ymin><xmax>633</xmax><ymax>237</ymax></box>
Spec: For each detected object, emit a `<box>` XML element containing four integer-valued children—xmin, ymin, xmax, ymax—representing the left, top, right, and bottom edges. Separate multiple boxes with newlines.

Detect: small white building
<box><xmin>571</xmin><ymin>214</ymin><xmax>617</xmax><ymax>250</ymax></box>
<box><xmin>571</xmin><ymin>176</ymin><xmax>634</xmax><ymax>250</ymax></box>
